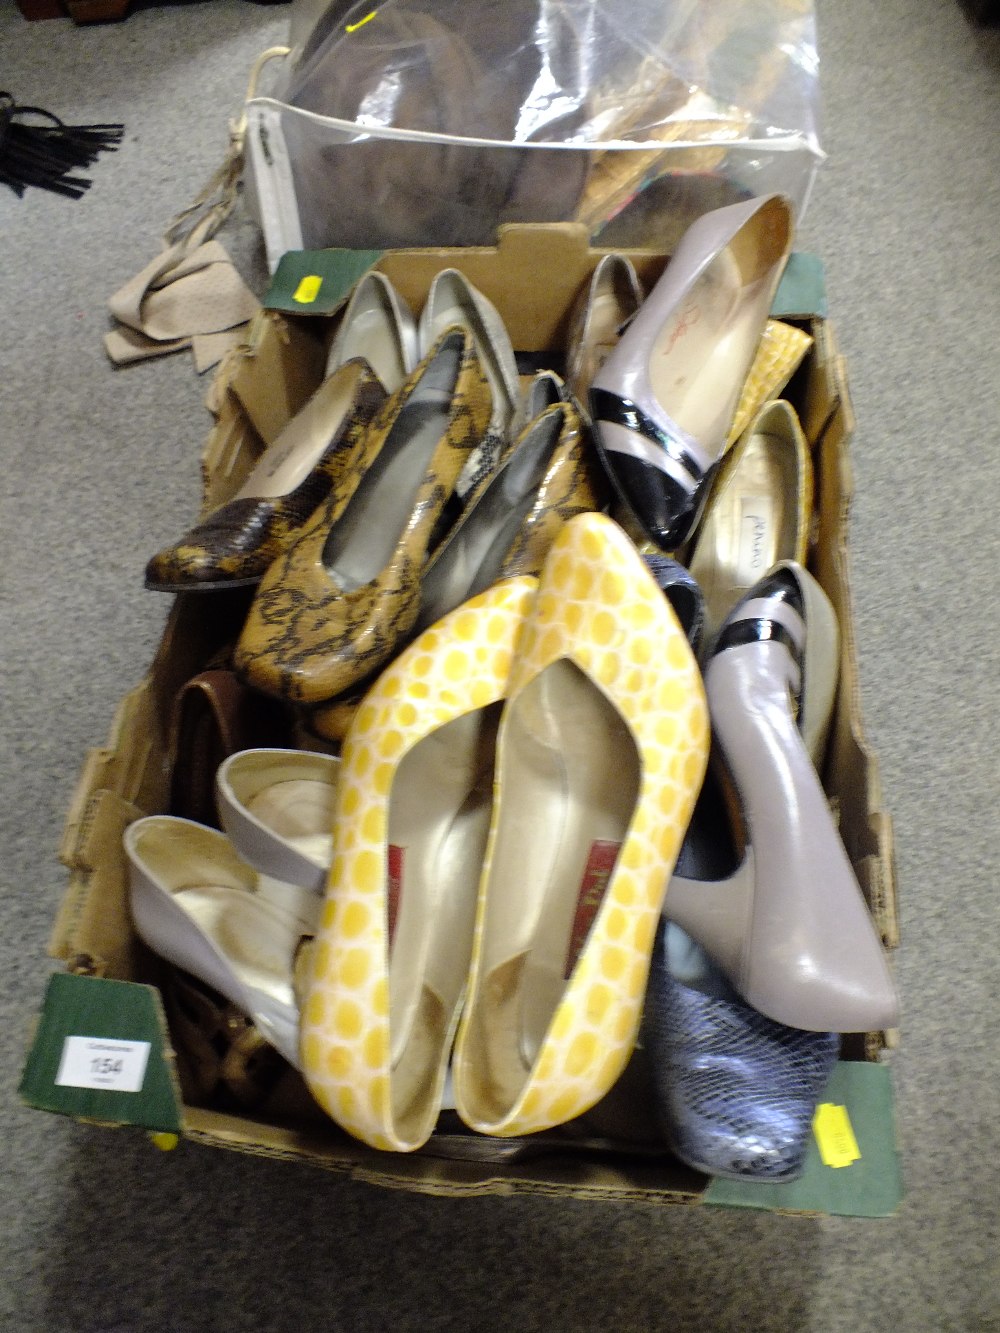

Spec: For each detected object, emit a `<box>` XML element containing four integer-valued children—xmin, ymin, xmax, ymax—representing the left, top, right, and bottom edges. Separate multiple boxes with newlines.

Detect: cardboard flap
<box><xmin>772</xmin><ymin>251</ymin><xmax>828</xmax><ymax>320</ymax></box>
<box><xmin>20</xmin><ymin>972</ymin><xmax>183</xmax><ymax>1134</ymax></box>
<box><xmin>59</xmin><ymin>683</ymin><xmax>155</xmax><ymax>867</ymax></box>
<box><xmin>198</xmin><ymin>391</ymin><xmax>266</xmax><ymax>517</ymax></box>
<box><xmin>703</xmin><ymin>1061</ymin><xmax>903</xmax><ymax>1217</ymax></box>
<box><xmin>222</xmin><ymin>309</ymin><xmax>328</xmax><ymax>450</ymax></box>
<box><xmin>264</xmin><ymin>224</ymin><xmax>670</xmax><ymax>352</ymax></box>
<box><xmin>50</xmin><ymin>788</ymin><xmax>141</xmax><ymax>978</ymax></box>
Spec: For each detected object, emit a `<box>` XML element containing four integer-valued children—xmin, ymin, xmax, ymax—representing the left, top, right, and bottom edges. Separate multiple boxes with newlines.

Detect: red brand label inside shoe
<box><xmin>564</xmin><ymin>839</ymin><xmax>621</xmax><ymax>978</ymax></box>
<box><xmin>387</xmin><ymin>844</ymin><xmax>404</xmax><ymax>949</ymax></box>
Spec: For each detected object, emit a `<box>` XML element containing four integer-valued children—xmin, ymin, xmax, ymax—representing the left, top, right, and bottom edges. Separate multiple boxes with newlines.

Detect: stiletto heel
<box><xmin>590</xmin><ymin>194</ymin><xmax>793</xmax><ymax>551</ymax></box>
<box><xmin>664</xmin><ymin>562</ymin><xmax>899</xmax><ymax>1033</ymax></box>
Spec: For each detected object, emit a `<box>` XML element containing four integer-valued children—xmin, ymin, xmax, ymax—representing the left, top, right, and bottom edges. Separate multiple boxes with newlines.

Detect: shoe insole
<box><xmin>321</xmin><ymin>343</ymin><xmax>460</xmax><ymax>592</ymax></box>
<box><xmin>423</xmin><ymin>280</ymin><xmax>515</xmax><ymax>430</ymax></box>
<box><xmin>233</xmin><ymin>363</ymin><xmax>366</xmax><ymax>502</ymax></box>
<box><xmin>648</xmin><ymin>252</ymin><xmax>772</xmax><ymax>449</ymax></box>
<box><xmin>328</xmin><ymin>294</ymin><xmax>409</xmax><ymax>391</ymax></box>
<box><xmin>245</xmin><ymin>778</ymin><xmax>337</xmax><ymax>871</ymax></box>
<box><xmin>576</xmin><ymin>283</ymin><xmax>637</xmax><ymax>393</ymax></box>
<box><xmin>173</xmin><ymin>884</ymin><xmax>306</xmax><ymax>1014</ymax></box>
<box><xmin>478</xmin><ymin>659</ymin><xmax>640</xmax><ymax>1093</ymax></box>
<box><xmin>417</xmin><ymin>411</ymin><xmax>563</xmax><ymax>629</ymax></box>
<box><xmin>386</xmin><ymin>704</ymin><xmax>501</xmax><ymax>1128</ymax></box>
<box><xmin>693</xmin><ymin>426</ymin><xmax>797</xmax><ymax>632</ymax></box>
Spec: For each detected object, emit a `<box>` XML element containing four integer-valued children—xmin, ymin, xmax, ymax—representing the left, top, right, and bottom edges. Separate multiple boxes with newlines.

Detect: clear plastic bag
<box><xmin>244</xmin><ymin>0</ymin><xmax>823</xmax><ymax>267</ymax></box>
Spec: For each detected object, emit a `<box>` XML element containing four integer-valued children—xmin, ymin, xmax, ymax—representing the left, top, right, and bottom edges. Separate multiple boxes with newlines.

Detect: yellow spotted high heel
<box><xmin>299</xmin><ymin>576</ymin><xmax>538</xmax><ymax>1152</ymax></box>
<box><xmin>452</xmin><ymin>512</ymin><xmax>710</xmax><ymax>1137</ymax></box>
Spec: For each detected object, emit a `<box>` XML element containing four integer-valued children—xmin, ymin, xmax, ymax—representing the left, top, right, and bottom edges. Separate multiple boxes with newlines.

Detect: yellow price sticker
<box><xmin>813</xmin><ymin>1102</ymin><xmax>861</xmax><ymax>1169</ymax></box>
<box><xmin>293</xmin><ymin>274</ymin><xmax>324</xmax><ymax>305</ymax></box>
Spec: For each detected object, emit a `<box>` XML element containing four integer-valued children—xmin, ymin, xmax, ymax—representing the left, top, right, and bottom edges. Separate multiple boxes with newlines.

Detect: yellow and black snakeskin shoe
<box><xmin>415</xmin><ymin>394</ymin><xmax>610</xmax><ymax>631</ymax></box>
<box><xmin>233</xmin><ymin>327</ymin><xmax>494</xmax><ymax>705</ymax></box>
<box><xmin>495</xmin><ymin>399</ymin><xmax>610</xmax><ymax>580</ymax></box>
<box><xmin>145</xmin><ymin>361</ymin><xmax>387</xmax><ymax>592</ymax></box>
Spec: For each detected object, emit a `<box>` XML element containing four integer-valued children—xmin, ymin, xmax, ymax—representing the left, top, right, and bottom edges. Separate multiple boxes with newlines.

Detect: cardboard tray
<box><xmin>23</xmin><ymin>225</ymin><xmax>902</xmax><ymax>1215</ymax></box>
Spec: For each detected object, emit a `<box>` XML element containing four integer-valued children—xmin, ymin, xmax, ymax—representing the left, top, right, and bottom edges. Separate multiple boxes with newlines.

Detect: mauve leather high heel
<box><xmin>590</xmin><ymin>194</ymin><xmax>793</xmax><ymax>552</ymax></box>
<box><xmin>664</xmin><ymin>562</ymin><xmax>900</xmax><ymax>1033</ymax></box>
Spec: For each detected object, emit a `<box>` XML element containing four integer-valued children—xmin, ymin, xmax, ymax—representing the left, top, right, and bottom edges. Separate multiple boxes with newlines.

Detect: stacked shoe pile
<box><xmin>124</xmin><ymin>194</ymin><xmax>899</xmax><ymax>1181</ymax></box>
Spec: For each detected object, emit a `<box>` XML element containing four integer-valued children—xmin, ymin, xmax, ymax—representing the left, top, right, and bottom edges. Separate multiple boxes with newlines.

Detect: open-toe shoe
<box><xmin>590</xmin><ymin>194</ymin><xmax>793</xmax><ymax>551</ymax></box>
<box><xmin>452</xmin><ymin>512</ymin><xmax>709</xmax><ymax>1137</ymax></box>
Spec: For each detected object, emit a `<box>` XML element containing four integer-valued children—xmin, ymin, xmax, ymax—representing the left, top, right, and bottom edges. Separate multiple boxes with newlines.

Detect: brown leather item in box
<box><xmin>50</xmin><ymin>224</ymin><xmax>899</xmax><ymax>1200</ymax></box>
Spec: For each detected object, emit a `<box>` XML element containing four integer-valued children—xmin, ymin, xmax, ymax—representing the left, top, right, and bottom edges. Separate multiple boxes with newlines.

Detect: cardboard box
<box><xmin>22</xmin><ymin>226</ymin><xmax>902</xmax><ymax>1215</ymax></box>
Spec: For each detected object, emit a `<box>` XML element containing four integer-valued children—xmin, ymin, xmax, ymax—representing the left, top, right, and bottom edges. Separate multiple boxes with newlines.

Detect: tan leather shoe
<box><xmin>234</xmin><ymin>328</ymin><xmax>494</xmax><ymax>704</ymax></box>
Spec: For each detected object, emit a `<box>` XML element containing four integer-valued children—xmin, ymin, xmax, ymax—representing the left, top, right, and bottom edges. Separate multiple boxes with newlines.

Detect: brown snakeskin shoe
<box><xmin>415</xmin><ymin>394</ymin><xmax>609</xmax><ymax>631</ymax></box>
<box><xmin>145</xmin><ymin>361</ymin><xmax>387</xmax><ymax>592</ymax></box>
<box><xmin>233</xmin><ymin>327</ymin><xmax>494</xmax><ymax>704</ymax></box>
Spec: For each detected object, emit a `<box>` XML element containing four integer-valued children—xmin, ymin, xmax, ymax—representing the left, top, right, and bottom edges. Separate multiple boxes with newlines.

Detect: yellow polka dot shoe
<box><xmin>452</xmin><ymin>511</ymin><xmax>710</xmax><ymax>1137</ymax></box>
<box><xmin>299</xmin><ymin>575</ymin><xmax>538</xmax><ymax>1152</ymax></box>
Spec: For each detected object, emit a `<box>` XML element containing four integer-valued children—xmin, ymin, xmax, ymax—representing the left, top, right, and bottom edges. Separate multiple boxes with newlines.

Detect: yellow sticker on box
<box><xmin>813</xmin><ymin>1102</ymin><xmax>862</xmax><ymax>1168</ymax></box>
<box><xmin>293</xmin><ymin>275</ymin><xmax>324</xmax><ymax>305</ymax></box>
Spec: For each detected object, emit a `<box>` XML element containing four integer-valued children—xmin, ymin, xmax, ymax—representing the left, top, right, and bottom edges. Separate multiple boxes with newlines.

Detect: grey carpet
<box><xmin>2</xmin><ymin>1</ymin><xmax>999</xmax><ymax>1329</ymax></box>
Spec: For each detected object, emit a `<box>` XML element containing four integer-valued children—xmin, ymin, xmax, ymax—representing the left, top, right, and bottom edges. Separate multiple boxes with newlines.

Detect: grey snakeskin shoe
<box><xmin>645</xmin><ymin>918</ymin><xmax>839</xmax><ymax>1181</ymax></box>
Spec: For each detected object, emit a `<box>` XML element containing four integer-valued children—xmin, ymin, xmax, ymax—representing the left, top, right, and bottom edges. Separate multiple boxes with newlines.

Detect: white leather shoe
<box><xmin>124</xmin><ymin>816</ymin><xmax>316</xmax><ymax>1067</ymax></box>
<box><xmin>215</xmin><ymin>748</ymin><xmax>340</xmax><ymax>897</ymax></box>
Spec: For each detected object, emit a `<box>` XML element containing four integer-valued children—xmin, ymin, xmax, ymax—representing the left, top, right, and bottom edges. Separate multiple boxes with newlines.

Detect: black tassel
<box><xmin>0</xmin><ymin>91</ymin><xmax>124</xmax><ymax>200</ymax></box>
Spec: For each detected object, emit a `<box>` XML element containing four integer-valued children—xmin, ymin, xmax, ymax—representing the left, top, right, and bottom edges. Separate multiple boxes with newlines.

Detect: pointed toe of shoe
<box><xmin>645</xmin><ymin>923</ymin><xmax>840</xmax><ymax>1181</ymax></box>
<box><xmin>746</xmin><ymin>944</ymin><xmax>900</xmax><ymax>1035</ymax></box>
<box><xmin>144</xmin><ymin>500</ymin><xmax>281</xmax><ymax>592</ymax></box>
